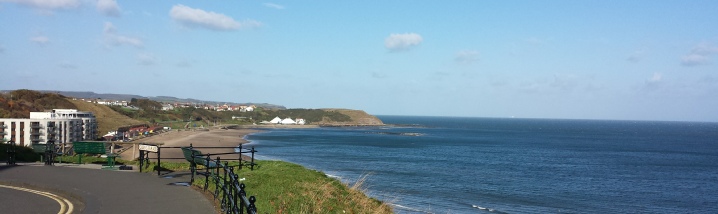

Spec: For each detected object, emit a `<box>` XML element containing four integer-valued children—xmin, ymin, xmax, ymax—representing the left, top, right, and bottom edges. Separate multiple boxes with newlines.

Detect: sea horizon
<box><xmin>375</xmin><ymin>114</ymin><xmax>718</xmax><ymax>124</ymax></box>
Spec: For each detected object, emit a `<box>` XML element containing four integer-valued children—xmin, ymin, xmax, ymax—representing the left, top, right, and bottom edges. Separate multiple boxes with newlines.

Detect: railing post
<box><xmin>238</xmin><ymin>144</ymin><xmax>243</xmax><ymax>170</ymax></box>
<box><xmin>251</xmin><ymin>147</ymin><xmax>256</xmax><ymax>170</ymax></box>
<box><xmin>204</xmin><ymin>155</ymin><xmax>211</xmax><ymax>190</ymax></box>
<box><xmin>214</xmin><ymin>156</ymin><xmax>221</xmax><ymax>199</ymax></box>
<box><xmin>221</xmin><ymin>166</ymin><xmax>229</xmax><ymax>212</ymax></box>
<box><xmin>239</xmin><ymin>181</ymin><xmax>246</xmax><ymax>214</ymax></box>
<box><xmin>248</xmin><ymin>196</ymin><xmax>257</xmax><ymax>214</ymax></box>
<box><xmin>139</xmin><ymin>150</ymin><xmax>144</xmax><ymax>172</ymax></box>
<box><xmin>156</xmin><ymin>146</ymin><xmax>161</xmax><ymax>176</ymax></box>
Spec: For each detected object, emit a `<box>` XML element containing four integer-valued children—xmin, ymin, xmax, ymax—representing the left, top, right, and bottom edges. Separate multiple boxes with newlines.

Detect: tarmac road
<box><xmin>0</xmin><ymin>163</ymin><xmax>216</xmax><ymax>214</ymax></box>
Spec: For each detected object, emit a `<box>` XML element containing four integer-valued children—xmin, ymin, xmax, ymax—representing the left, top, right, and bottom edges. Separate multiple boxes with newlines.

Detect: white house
<box><xmin>161</xmin><ymin>104</ymin><xmax>174</xmax><ymax>111</ymax></box>
<box><xmin>296</xmin><ymin>118</ymin><xmax>306</xmax><ymax>125</ymax></box>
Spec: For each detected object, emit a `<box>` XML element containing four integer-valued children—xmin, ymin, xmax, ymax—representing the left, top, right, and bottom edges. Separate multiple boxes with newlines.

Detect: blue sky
<box><xmin>1</xmin><ymin>1</ymin><xmax>717</xmax><ymax>122</ymax></box>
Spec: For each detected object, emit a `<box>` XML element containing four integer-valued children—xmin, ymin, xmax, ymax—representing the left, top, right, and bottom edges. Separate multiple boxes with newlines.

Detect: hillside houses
<box><xmin>83</xmin><ymin>97</ymin><xmax>257</xmax><ymax>112</ymax></box>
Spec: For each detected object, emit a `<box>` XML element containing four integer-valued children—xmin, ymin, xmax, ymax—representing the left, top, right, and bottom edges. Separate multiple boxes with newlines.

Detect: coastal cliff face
<box><xmin>317</xmin><ymin>109</ymin><xmax>384</xmax><ymax>126</ymax></box>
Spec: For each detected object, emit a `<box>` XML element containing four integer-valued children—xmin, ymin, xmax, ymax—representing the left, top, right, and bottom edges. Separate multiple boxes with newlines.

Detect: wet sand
<box><xmin>119</xmin><ymin>128</ymin><xmax>261</xmax><ymax>162</ymax></box>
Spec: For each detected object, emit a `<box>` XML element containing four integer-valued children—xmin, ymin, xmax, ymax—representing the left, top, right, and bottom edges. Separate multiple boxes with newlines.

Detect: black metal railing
<box><xmin>200</xmin><ymin>155</ymin><xmax>258</xmax><ymax>214</ymax></box>
<box><xmin>138</xmin><ymin>144</ymin><xmax>259</xmax><ymax>214</ymax></box>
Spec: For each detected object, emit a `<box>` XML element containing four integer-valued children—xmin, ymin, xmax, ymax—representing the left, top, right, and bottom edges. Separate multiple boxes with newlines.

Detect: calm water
<box><xmin>245</xmin><ymin>116</ymin><xmax>718</xmax><ymax>213</ymax></box>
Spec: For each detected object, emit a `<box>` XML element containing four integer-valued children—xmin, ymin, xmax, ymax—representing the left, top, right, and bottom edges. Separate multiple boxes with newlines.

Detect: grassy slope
<box><xmin>240</xmin><ymin>161</ymin><xmax>392</xmax><ymax>213</ymax></box>
<box><xmin>68</xmin><ymin>99</ymin><xmax>145</xmax><ymax>136</ymax></box>
<box><xmin>136</xmin><ymin>160</ymin><xmax>393</xmax><ymax>213</ymax></box>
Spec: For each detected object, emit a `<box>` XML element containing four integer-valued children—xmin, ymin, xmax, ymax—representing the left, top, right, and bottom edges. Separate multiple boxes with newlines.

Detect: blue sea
<box><xmin>245</xmin><ymin>116</ymin><xmax>718</xmax><ymax>213</ymax></box>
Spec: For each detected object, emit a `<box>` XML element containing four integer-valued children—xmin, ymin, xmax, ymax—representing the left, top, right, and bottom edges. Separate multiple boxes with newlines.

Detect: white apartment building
<box><xmin>0</xmin><ymin>109</ymin><xmax>98</xmax><ymax>147</ymax></box>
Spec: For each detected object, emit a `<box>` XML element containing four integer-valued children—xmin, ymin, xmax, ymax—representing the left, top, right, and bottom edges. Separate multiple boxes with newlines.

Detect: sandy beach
<box><xmin>119</xmin><ymin>128</ymin><xmax>261</xmax><ymax>162</ymax></box>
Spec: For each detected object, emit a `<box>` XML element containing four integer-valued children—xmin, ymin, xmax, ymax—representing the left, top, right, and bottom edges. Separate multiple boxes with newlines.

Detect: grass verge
<box><xmin>148</xmin><ymin>160</ymin><xmax>393</xmax><ymax>213</ymax></box>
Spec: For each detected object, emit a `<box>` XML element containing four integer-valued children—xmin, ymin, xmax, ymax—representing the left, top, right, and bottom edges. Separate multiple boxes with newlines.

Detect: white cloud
<box><xmin>263</xmin><ymin>3</ymin><xmax>285</xmax><ymax>10</ymax></box>
<box><xmin>0</xmin><ymin>0</ymin><xmax>80</xmax><ymax>10</ymax></box>
<box><xmin>137</xmin><ymin>53</ymin><xmax>156</xmax><ymax>65</ymax></box>
<box><xmin>648</xmin><ymin>72</ymin><xmax>662</xmax><ymax>83</ymax></box>
<box><xmin>691</xmin><ymin>43</ymin><xmax>718</xmax><ymax>55</ymax></box>
<box><xmin>103</xmin><ymin>22</ymin><xmax>143</xmax><ymax>48</ymax></box>
<box><xmin>385</xmin><ymin>33</ymin><xmax>423</xmax><ymax>51</ymax></box>
<box><xmin>681</xmin><ymin>43</ymin><xmax>718</xmax><ymax>67</ymax></box>
<box><xmin>642</xmin><ymin>72</ymin><xmax>666</xmax><ymax>92</ymax></box>
<box><xmin>455</xmin><ymin>50</ymin><xmax>479</xmax><ymax>64</ymax></box>
<box><xmin>103</xmin><ymin>21</ymin><xmax>116</xmax><ymax>34</ymax></box>
<box><xmin>30</xmin><ymin>36</ymin><xmax>49</xmax><ymax>44</ymax></box>
<box><xmin>169</xmin><ymin>4</ymin><xmax>261</xmax><ymax>31</ymax></box>
<box><xmin>681</xmin><ymin>54</ymin><xmax>710</xmax><ymax>67</ymax></box>
<box><xmin>97</xmin><ymin>0</ymin><xmax>121</xmax><ymax>17</ymax></box>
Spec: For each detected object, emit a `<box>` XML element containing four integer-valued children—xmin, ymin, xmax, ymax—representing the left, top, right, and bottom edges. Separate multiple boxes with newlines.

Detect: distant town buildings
<box><xmin>0</xmin><ymin>109</ymin><xmax>98</xmax><ymax>147</ymax></box>
<box><xmin>85</xmin><ymin>98</ymin><xmax>258</xmax><ymax>112</ymax></box>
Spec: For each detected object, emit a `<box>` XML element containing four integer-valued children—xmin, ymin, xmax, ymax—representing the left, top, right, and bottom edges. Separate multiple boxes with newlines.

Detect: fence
<box><xmin>138</xmin><ymin>144</ymin><xmax>258</xmax><ymax>214</ymax></box>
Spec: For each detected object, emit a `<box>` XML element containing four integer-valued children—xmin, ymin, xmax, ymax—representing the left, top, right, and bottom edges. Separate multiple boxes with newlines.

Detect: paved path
<box><xmin>0</xmin><ymin>163</ymin><xmax>216</xmax><ymax>214</ymax></box>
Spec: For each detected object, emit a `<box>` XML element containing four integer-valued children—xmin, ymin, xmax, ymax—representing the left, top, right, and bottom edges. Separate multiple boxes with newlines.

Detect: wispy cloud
<box><xmin>641</xmin><ymin>72</ymin><xmax>666</xmax><ymax>92</ymax></box>
<box><xmin>371</xmin><ymin>72</ymin><xmax>387</xmax><ymax>79</ymax></box>
<box><xmin>648</xmin><ymin>72</ymin><xmax>662</xmax><ymax>82</ymax></box>
<box><xmin>455</xmin><ymin>50</ymin><xmax>479</xmax><ymax>64</ymax></box>
<box><xmin>176</xmin><ymin>59</ymin><xmax>193</xmax><ymax>68</ymax></box>
<box><xmin>681</xmin><ymin>43</ymin><xmax>718</xmax><ymax>67</ymax></box>
<box><xmin>263</xmin><ymin>3</ymin><xmax>285</xmax><ymax>10</ymax></box>
<box><xmin>58</xmin><ymin>61</ymin><xmax>77</xmax><ymax>69</ymax></box>
<box><xmin>97</xmin><ymin>0</ymin><xmax>121</xmax><ymax>17</ymax></box>
<box><xmin>137</xmin><ymin>53</ymin><xmax>156</xmax><ymax>66</ymax></box>
<box><xmin>169</xmin><ymin>4</ymin><xmax>261</xmax><ymax>31</ymax></box>
<box><xmin>681</xmin><ymin>54</ymin><xmax>709</xmax><ymax>67</ymax></box>
<box><xmin>0</xmin><ymin>0</ymin><xmax>80</xmax><ymax>10</ymax></box>
<box><xmin>103</xmin><ymin>22</ymin><xmax>143</xmax><ymax>48</ymax></box>
<box><xmin>626</xmin><ymin>51</ymin><xmax>643</xmax><ymax>63</ymax></box>
<box><xmin>30</xmin><ymin>36</ymin><xmax>49</xmax><ymax>44</ymax></box>
<box><xmin>385</xmin><ymin>33</ymin><xmax>423</xmax><ymax>51</ymax></box>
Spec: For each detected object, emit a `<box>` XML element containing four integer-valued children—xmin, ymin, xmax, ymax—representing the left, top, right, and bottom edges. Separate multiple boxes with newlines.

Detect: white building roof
<box><xmin>269</xmin><ymin>117</ymin><xmax>282</xmax><ymax>124</ymax></box>
<box><xmin>281</xmin><ymin>118</ymin><xmax>296</xmax><ymax>125</ymax></box>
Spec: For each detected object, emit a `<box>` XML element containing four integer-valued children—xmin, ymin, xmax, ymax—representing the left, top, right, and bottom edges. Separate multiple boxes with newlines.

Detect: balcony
<box><xmin>31</xmin><ymin>137</ymin><xmax>44</xmax><ymax>142</ymax></box>
<box><xmin>31</xmin><ymin>130</ymin><xmax>44</xmax><ymax>136</ymax></box>
<box><xmin>31</xmin><ymin>124</ymin><xmax>42</xmax><ymax>129</ymax></box>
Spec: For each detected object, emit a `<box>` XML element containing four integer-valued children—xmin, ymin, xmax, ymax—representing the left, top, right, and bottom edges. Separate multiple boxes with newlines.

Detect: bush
<box><xmin>0</xmin><ymin>144</ymin><xmax>41</xmax><ymax>162</ymax></box>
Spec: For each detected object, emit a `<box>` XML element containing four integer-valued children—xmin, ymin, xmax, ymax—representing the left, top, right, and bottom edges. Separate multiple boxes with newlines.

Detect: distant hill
<box><xmin>0</xmin><ymin>89</ymin><xmax>76</xmax><ymax>118</ymax></box>
<box><xmin>0</xmin><ymin>90</ymin><xmax>286</xmax><ymax>110</ymax></box>
<box><xmin>1</xmin><ymin>90</ymin><xmax>384</xmax><ymax>129</ymax></box>
<box><xmin>317</xmin><ymin>109</ymin><xmax>384</xmax><ymax>126</ymax></box>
